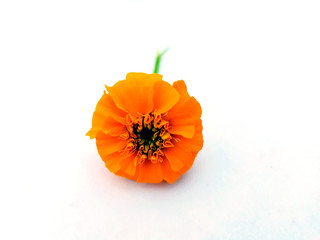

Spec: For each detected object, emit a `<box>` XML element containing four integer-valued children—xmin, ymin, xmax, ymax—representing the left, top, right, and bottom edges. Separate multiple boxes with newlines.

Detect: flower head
<box><xmin>87</xmin><ymin>72</ymin><xmax>203</xmax><ymax>183</ymax></box>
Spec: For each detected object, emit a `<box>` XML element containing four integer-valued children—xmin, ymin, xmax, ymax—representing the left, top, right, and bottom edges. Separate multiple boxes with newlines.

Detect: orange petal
<box><xmin>169</xmin><ymin>125</ymin><xmax>195</xmax><ymax>138</ymax></box>
<box><xmin>172</xmin><ymin>80</ymin><xmax>190</xmax><ymax>105</ymax></box>
<box><xmin>86</xmin><ymin>92</ymin><xmax>127</xmax><ymax>139</ymax></box>
<box><xmin>170</xmin><ymin>80</ymin><xmax>191</xmax><ymax>114</ymax></box>
<box><xmin>86</xmin><ymin>110</ymin><xmax>109</xmax><ymax>139</ymax></box>
<box><xmin>120</xmin><ymin>154</ymin><xmax>137</xmax><ymax>176</ymax></box>
<box><xmin>164</xmin><ymin>143</ymin><xmax>192</xmax><ymax>172</ymax></box>
<box><xmin>153</xmin><ymin>80</ymin><xmax>180</xmax><ymax>114</ymax></box>
<box><xmin>101</xmin><ymin>152</ymin><xmax>124</xmax><ymax>173</ymax></box>
<box><xmin>177</xmin><ymin>119</ymin><xmax>204</xmax><ymax>152</ymax></box>
<box><xmin>166</xmin><ymin>97</ymin><xmax>202</xmax><ymax>122</ymax></box>
<box><xmin>177</xmin><ymin>152</ymin><xmax>198</xmax><ymax>175</ymax></box>
<box><xmin>166</xmin><ymin>96</ymin><xmax>201</xmax><ymax>139</ymax></box>
<box><xmin>95</xmin><ymin>92</ymin><xmax>127</xmax><ymax>123</ymax></box>
<box><xmin>167</xmin><ymin>112</ymin><xmax>195</xmax><ymax>138</ymax></box>
<box><xmin>106</xmin><ymin>73</ymin><xmax>162</xmax><ymax>116</ymax></box>
<box><xmin>137</xmin><ymin>161</ymin><xmax>163</xmax><ymax>183</ymax></box>
<box><xmin>101</xmin><ymin>117</ymin><xmax>127</xmax><ymax>136</ymax></box>
<box><xmin>126</xmin><ymin>72</ymin><xmax>163</xmax><ymax>82</ymax></box>
<box><xmin>161</xmin><ymin>157</ymin><xmax>181</xmax><ymax>183</ymax></box>
<box><xmin>86</xmin><ymin>128</ymin><xmax>98</xmax><ymax>139</ymax></box>
<box><xmin>115</xmin><ymin>167</ymin><xmax>140</xmax><ymax>181</ymax></box>
<box><xmin>96</xmin><ymin>132</ymin><xmax>127</xmax><ymax>156</ymax></box>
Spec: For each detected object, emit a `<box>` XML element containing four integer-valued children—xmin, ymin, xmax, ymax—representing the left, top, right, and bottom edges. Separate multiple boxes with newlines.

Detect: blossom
<box><xmin>86</xmin><ymin>72</ymin><xmax>203</xmax><ymax>183</ymax></box>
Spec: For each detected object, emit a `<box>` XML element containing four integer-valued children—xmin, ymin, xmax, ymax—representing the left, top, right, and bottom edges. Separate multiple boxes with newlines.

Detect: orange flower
<box><xmin>86</xmin><ymin>72</ymin><xmax>203</xmax><ymax>183</ymax></box>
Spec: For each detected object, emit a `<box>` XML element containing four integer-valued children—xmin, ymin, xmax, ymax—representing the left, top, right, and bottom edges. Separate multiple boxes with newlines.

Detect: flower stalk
<box><xmin>153</xmin><ymin>48</ymin><xmax>169</xmax><ymax>74</ymax></box>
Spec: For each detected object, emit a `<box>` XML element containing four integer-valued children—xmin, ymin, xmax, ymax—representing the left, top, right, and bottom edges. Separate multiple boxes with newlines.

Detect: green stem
<box><xmin>153</xmin><ymin>48</ymin><xmax>169</xmax><ymax>73</ymax></box>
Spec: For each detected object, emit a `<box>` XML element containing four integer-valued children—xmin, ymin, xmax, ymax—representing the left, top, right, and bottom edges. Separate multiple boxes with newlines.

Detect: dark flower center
<box><xmin>124</xmin><ymin>112</ymin><xmax>174</xmax><ymax>164</ymax></box>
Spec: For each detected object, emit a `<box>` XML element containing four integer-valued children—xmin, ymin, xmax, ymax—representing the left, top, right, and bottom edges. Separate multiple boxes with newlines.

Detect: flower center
<box><xmin>123</xmin><ymin>112</ymin><xmax>174</xmax><ymax>165</ymax></box>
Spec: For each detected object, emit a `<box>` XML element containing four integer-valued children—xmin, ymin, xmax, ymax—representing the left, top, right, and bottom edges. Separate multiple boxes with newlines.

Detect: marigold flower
<box><xmin>86</xmin><ymin>72</ymin><xmax>203</xmax><ymax>183</ymax></box>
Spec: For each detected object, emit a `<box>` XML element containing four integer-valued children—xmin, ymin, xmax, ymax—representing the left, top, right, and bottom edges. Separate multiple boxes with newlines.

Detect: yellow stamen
<box><xmin>161</xmin><ymin>132</ymin><xmax>171</xmax><ymax>140</ymax></box>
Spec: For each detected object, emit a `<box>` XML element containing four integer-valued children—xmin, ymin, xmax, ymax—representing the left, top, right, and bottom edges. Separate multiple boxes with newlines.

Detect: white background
<box><xmin>1</xmin><ymin>0</ymin><xmax>320</xmax><ymax>239</ymax></box>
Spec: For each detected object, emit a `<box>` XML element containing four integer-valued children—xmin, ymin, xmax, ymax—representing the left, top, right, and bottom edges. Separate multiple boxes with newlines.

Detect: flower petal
<box><xmin>166</xmin><ymin>97</ymin><xmax>202</xmax><ymax>123</ymax></box>
<box><xmin>115</xmin><ymin>167</ymin><xmax>140</xmax><ymax>181</ymax></box>
<box><xmin>177</xmin><ymin>152</ymin><xmax>198</xmax><ymax>175</ymax></box>
<box><xmin>95</xmin><ymin>92</ymin><xmax>127</xmax><ymax>123</ymax></box>
<box><xmin>153</xmin><ymin>80</ymin><xmax>180</xmax><ymax>114</ymax></box>
<box><xmin>86</xmin><ymin>92</ymin><xmax>127</xmax><ymax>139</ymax></box>
<box><xmin>164</xmin><ymin>143</ymin><xmax>192</xmax><ymax>172</ymax></box>
<box><xmin>161</xmin><ymin>158</ymin><xmax>181</xmax><ymax>183</ymax></box>
<box><xmin>172</xmin><ymin>80</ymin><xmax>190</xmax><ymax>105</ymax></box>
<box><xmin>169</xmin><ymin>125</ymin><xmax>195</xmax><ymax>138</ymax></box>
<box><xmin>166</xmin><ymin>96</ymin><xmax>201</xmax><ymax>138</ymax></box>
<box><xmin>177</xmin><ymin>119</ymin><xmax>204</xmax><ymax>152</ymax></box>
<box><xmin>101</xmin><ymin>152</ymin><xmax>124</xmax><ymax>173</ymax></box>
<box><xmin>96</xmin><ymin>132</ymin><xmax>127</xmax><ymax>156</ymax></box>
<box><xmin>101</xmin><ymin>117</ymin><xmax>127</xmax><ymax>136</ymax></box>
<box><xmin>137</xmin><ymin>161</ymin><xmax>163</xmax><ymax>183</ymax></box>
<box><xmin>120</xmin><ymin>154</ymin><xmax>137</xmax><ymax>176</ymax></box>
<box><xmin>106</xmin><ymin>73</ymin><xmax>162</xmax><ymax>116</ymax></box>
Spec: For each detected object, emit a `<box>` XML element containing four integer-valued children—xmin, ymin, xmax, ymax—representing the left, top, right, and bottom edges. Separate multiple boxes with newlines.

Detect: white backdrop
<box><xmin>1</xmin><ymin>0</ymin><xmax>320</xmax><ymax>239</ymax></box>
